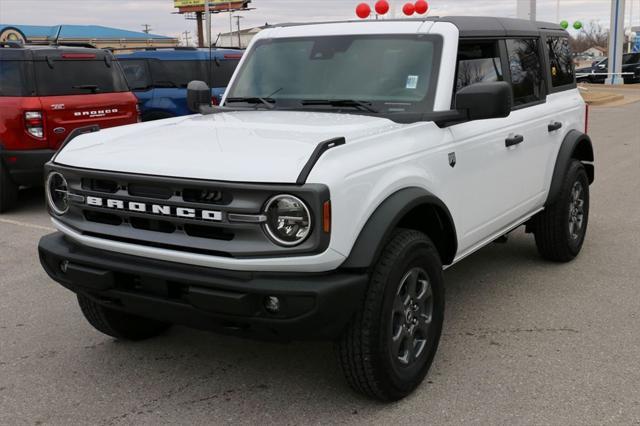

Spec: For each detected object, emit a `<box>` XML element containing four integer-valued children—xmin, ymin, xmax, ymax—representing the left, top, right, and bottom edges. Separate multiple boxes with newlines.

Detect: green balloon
<box><xmin>560</xmin><ymin>20</ymin><xmax>569</xmax><ymax>29</ymax></box>
<box><xmin>573</xmin><ymin>21</ymin><xmax>583</xmax><ymax>30</ymax></box>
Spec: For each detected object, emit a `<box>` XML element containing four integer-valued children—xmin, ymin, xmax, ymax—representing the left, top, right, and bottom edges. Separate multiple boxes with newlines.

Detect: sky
<box><xmin>0</xmin><ymin>0</ymin><xmax>638</xmax><ymax>43</ymax></box>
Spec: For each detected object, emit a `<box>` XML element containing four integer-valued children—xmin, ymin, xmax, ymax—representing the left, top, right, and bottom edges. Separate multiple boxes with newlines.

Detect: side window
<box><xmin>506</xmin><ymin>38</ymin><xmax>545</xmax><ymax>106</ymax></box>
<box><xmin>0</xmin><ymin>60</ymin><xmax>26</xmax><ymax>96</ymax></box>
<box><xmin>119</xmin><ymin>59</ymin><xmax>151</xmax><ymax>90</ymax></box>
<box><xmin>455</xmin><ymin>42</ymin><xmax>503</xmax><ymax>92</ymax></box>
<box><xmin>547</xmin><ymin>36</ymin><xmax>575</xmax><ymax>88</ymax></box>
<box><xmin>148</xmin><ymin>60</ymin><xmax>207</xmax><ymax>88</ymax></box>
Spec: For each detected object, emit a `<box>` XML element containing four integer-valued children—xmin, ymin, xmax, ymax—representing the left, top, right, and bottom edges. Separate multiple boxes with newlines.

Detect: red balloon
<box><xmin>375</xmin><ymin>0</ymin><xmax>390</xmax><ymax>15</ymax></box>
<box><xmin>356</xmin><ymin>3</ymin><xmax>371</xmax><ymax>19</ymax></box>
<box><xmin>403</xmin><ymin>2</ymin><xmax>415</xmax><ymax>15</ymax></box>
<box><xmin>414</xmin><ymin>0</ymin><xmax>429</xmax><ymax>14</ymax></box>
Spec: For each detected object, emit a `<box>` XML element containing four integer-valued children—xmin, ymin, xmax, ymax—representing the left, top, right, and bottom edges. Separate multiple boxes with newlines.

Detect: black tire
<box><xmin>534</xmin><ymin>160</ymin><xmax>590</xmax><ymax>262</ymax></box>
<box><xmin>336</xmin><ymin>229</ymin><xmax>445</xmax><ymax>401</ymax></box>
<box><xmin>142</xmin><ymin>111</ymin><xmax>175</xmax><ymax>122</ymax></box>
<box><xmin>0</xmin><ymin>160</ymin><xmax>18</xmax><ymax>213</ymax></box>
<box><xmin>77</xmin><ymin>294</ymin><xmax>171</xmax><ymax>341</ymax></box>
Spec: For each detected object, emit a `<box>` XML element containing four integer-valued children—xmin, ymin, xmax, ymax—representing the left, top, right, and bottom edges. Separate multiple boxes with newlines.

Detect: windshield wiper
<box><xmin>301</xmin><ymin>99</ymin><xmax>379</xmax><ymax>113</ymax></box>
<box><xmin>72</xmin><ymin>84</ymin><xmax>100</xmax><ymax>93</ymax></box>
<box><xmin>225</xmin><ymin>96</ymin><xmax>276</xmax><ymax>109</ymax></box>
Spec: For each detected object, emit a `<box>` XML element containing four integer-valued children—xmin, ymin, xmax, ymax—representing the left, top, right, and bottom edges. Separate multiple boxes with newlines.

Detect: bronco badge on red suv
<box><xmin>0</xmin><ymin>41</ymin><xmax>139</xmax><ymax>212</ymax></box>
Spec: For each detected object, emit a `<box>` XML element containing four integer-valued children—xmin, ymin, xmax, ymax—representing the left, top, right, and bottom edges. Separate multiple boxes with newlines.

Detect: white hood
<box><xmin>55</xmin><ymin>110</ymin><xmax>403</xmax><ymax>183</ymax></box>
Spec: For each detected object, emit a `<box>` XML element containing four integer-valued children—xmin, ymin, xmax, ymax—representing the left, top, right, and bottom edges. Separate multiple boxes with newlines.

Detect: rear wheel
<box><xmin>77</xmin><ymin>294</ymin><xmax>171</xmax><ymax>341</ymax></box>
<box><xmin>0</xmin><ymin>160</ymin><xmax>18</xmax><ymax>213</ymax></box>
<box><xmin>534</xmin><ymin>160</ymin><xmax>590</xmax><ymax>262</ymax></box>
<box><xmin>336</xmin><ymin>229</ymin><xmax>444</xmax><ymax>401</ymax></box>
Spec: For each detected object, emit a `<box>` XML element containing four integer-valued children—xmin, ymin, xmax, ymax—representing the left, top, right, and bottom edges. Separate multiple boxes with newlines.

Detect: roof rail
<box><xmin>0</xmin><ymin>41</ymin><xmax>23</xmax><ymax>48</ymax></box>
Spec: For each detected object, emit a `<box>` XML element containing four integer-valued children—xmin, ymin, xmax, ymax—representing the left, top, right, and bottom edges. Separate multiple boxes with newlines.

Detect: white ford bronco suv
<box><xmin>39</xmin><ymin>17</ymin><xmax>594</xmax><ymax>401</ymax></box>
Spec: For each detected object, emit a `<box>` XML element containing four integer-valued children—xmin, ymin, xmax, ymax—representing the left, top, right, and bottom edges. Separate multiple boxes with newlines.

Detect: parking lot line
<box><xmin>0</xmin><ymin>218</ymin><xmax>55</xmax><ymax>232</ymax></box>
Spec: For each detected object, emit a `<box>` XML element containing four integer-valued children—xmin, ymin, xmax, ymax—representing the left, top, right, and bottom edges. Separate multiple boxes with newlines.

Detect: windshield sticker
<box><xmin>406</xmin><ymin>75</ymin><xmax>419</xmax><ymax>89</ymax></box>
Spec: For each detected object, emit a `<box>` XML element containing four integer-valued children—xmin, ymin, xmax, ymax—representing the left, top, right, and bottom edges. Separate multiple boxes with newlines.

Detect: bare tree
<box><xmin>570</xmin><ymin>21</ymin><xmax>609</xmax><ymax>54</ymax></box>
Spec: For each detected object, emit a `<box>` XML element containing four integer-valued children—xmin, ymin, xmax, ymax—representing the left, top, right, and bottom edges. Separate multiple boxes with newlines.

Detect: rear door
<box><xmin>446</xmin><ymin>38</ymin><xmax>550</xmax><ymax>252</ymax></box>
<box><xmin>33</xmin><ymin>52</ymin><xmax>138</xmax><ymax>149</ymax></box>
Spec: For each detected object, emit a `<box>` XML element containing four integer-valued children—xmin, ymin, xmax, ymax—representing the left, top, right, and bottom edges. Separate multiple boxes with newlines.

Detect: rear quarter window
<box><xmin>547</xmin><ymin>36</ymin><xmax>575</xmax><ymax>88</ymax></box>
<box><xmin>34</xmin><ymin>59</ymin><xmax>129</xmax><ymax>96</ymax></box>
<box><xmin>0</xmin><ymin>60</ymin><xmax>27</xmax><ymax>96</ymax></box>
<box><xmin>506</xmin><ymin>38</ymin><xmax>546</xmax><ymax>106</ymax></box>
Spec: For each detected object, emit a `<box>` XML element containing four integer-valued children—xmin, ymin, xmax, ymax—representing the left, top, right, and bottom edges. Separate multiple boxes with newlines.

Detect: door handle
<box><xmin>548</xmin><ymin>121</ymin><xmax>563</xmax><ymax>132</ymax></box>
<box><xmin>505</xmin><ymin>135</ymin><xmax>524</xmax><ymax>147</ymax></box>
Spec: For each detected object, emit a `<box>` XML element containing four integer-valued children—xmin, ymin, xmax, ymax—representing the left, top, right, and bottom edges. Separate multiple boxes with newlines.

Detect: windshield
<box><xmin>34</xmin><ymin>60</ymin><xmax>129</xmax><ymax>96</ymax></box>
<box><xmin>225</xmin><ymin>34</ymin><xmax>440</xmax><ymax>115</ymax></box>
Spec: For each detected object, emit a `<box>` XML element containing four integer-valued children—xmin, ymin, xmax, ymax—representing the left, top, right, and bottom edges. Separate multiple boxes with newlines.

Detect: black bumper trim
<box><xmin>1</xmin><ymin>149</ymin><xmax>55</xmax><ymax>186</ymax></box>
<box><xmin>38</xmin><ymin>232</ymin><xmax>368</xmax><ymax>340</ymax></box>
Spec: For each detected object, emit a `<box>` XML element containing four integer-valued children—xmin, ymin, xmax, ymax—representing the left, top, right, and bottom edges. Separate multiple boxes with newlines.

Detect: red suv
<box><xmin>0</xmin><ymin>42</ymin><xmax>139</xmax><ymax>212</ymax></box>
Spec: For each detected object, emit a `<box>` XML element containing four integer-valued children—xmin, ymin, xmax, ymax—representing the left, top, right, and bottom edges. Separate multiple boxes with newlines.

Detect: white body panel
<box><xmin>52</xmin><ymin>20</ymin><xmax>586</xmax><ymax>272</ymax></box>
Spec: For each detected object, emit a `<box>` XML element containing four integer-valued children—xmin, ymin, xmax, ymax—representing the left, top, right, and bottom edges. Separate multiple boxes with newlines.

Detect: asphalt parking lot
<box><xmin>1</xmin><ymin>99</ymin><xmax>639</xmax><ymax>425</ymax></box>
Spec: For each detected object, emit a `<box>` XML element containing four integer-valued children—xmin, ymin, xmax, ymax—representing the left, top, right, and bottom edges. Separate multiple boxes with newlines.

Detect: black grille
<box><xmin>52</xmin><ymin>165</ymin><xmax>330</xmax><ymax>258</ymax></box>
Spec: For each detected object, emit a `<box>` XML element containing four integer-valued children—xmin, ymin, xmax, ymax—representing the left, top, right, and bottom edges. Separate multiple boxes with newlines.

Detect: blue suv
<box><xmin>116</xmin><ymin>47</ymin><xmax>243</xmax><ymax>121</ymax></box>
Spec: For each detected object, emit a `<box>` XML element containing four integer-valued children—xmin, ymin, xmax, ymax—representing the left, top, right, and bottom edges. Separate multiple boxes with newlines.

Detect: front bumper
<box><xmin>1</xmin><ymin>149</ymin><xmax>55</xmax><ymax>186</ymax></box>
<box><xmin>38</xmin><ymin>232</ymin><xmax>368</xmax><ymax>341</ymax></box>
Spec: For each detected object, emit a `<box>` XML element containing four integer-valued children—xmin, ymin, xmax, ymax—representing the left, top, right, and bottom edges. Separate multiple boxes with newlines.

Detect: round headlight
<box><xmin>263</xmin><ymin>195</ymin><xmax>312</xmax><ymax>246</ymax></box>
<box><xmin>46</xmin><ymin>171</ymin><xmax>69</xmax><ymax>215</ymax></box>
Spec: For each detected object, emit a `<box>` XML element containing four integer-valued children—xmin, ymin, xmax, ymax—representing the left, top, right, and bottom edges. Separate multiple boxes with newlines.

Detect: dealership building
<box><xmin>0</xmin><ymin>24</ymin><xmax>178</xmax><ymax>49</ymax></box>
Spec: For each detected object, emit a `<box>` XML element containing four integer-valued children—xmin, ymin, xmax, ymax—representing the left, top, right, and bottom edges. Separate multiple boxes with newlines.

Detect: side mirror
<box><xmin>187</xmin><ymin>80</ymin><xmax>211</xmax><ymax>113</ymax></box>
<box><xmin>455</xmin><ymin>82</ymin><xmax>512</xmax><ymax>121</ymax></box>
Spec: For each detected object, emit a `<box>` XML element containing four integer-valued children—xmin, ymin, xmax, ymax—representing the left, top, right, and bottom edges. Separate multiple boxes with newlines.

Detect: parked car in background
<box><xmin>0</xmin><ymin>41</ymin><xmax>139</xmax><ymax>212</ymax></box>
<box><xmin>576</xmin><ymin>53</ymin><xmax>640</xmax><ymax>84</ymax></box>
<box><xmin>116</xmin><ymin>47</ymin><xmax>243</xmax><ymax>121</ymax></box>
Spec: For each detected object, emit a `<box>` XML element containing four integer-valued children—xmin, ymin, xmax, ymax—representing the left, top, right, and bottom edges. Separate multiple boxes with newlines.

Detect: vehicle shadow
<box><xmin>14</xmin><ymin>186</ymin><xmax>46</xmax><ymax>213</ymax></box>
<box><xmin>52</xmin><ymin>230</ymin><xmax>557</xmax><ymax>423</ymax></box>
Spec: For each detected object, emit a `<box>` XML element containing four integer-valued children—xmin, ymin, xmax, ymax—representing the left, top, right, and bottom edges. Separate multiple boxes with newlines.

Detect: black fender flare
<box><xmin>546</xmin><ymin>130</ymin><xmax>594</xmax><ymax>206</ymax></box>
<box><xmin>341</xmin><ymin>187</ymin><xmax>458</xmax><ymax>269</ymax></box>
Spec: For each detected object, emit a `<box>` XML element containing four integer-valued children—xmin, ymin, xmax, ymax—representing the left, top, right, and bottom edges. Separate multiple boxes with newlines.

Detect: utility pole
<box><xmin>606</xmin><ymin>0</ymin><xmax>626</xmax><ymax>84</ymax></box>
<box><xmin>182</xmin><ymin>30</ymin><xmax>192</xmax><ymax>47</ymax></box>
<box><xmin>141</xmin><ymin>24</ymin><xmax>152</xmax><ymax>34</ymax></box>
<box><xmin>234</xmin><ymin>15</ymin><xmax>243</xmax><ymax>48</ymax></box>
<box><xmin>556</xmin><ymin>0</ymin><xmax>560</xmax><ymax>23</ymax></box>
<box><xmin>229</xmin><ymin>2</ymin><xmax>234</xmax><ymax>47</ymax></box>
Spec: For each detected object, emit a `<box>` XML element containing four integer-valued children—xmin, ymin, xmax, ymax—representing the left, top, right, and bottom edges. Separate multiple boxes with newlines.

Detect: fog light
<box><xmin>60</xmin><ymin>260</ymin><xmax>69</xmax><ymax>273</ymax></box>
<box><xmin>264</xmin><ymin>296</ymin><xmax>280</xmax><ymax>313</ymax></box>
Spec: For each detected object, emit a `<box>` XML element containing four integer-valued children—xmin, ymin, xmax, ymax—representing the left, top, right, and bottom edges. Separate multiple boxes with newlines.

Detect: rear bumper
<box><xmin>38</xmin><ymin>232</ymin><xmax>368</xmax><ymax>341</ymax></box>
<box><xmin>0</xmin><ymin>149</ymin><xmax>54</xmax><ymax>186</ymax></box>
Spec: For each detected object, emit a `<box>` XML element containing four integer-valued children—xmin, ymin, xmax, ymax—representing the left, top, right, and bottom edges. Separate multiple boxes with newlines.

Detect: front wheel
<box><xmin>534</xmin><ymin>160</ymin><xmax>590</xmax><ymax>262</ymax></box>
<box><xmin>336</xmin><ymin>229</ymin><xmax>445</xmax><ymax>401</ymax></box>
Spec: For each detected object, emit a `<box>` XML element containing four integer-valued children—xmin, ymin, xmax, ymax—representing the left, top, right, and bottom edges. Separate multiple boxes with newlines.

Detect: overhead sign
<box><xmin>174</xmin><ymin>0</ymin><xmax>243</xmax><ymax>7</ymax></box>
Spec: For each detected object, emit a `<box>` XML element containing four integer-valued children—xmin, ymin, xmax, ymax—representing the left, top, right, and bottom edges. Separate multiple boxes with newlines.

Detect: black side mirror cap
<box><xmin>455</xmin><ymin>81</ymin><xmax>513</xmax><ymax>121</ymax></box>
<box><xmin>187</xmin><ymin>80</ymin><xmax>212</xmax><ymax>113</ymax></box>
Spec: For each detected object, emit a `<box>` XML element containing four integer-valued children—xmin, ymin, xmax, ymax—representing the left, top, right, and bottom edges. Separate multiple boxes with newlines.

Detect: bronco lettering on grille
<box><xmin>85</xmin><ymin>196</ymin><xmax>222</xmax><ymax>221</ymax></box>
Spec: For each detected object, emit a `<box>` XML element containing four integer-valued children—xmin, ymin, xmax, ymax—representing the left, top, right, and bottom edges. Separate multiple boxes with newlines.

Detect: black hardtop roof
<box><xmin>271</xmin><ymin>16</ymin><xmax>565</xmax><ymax>38</ymax></box>
<box><xmin>0</xmin><ymin>43</ymin><xmax>113</xmax><ymax>60</ymax></box>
